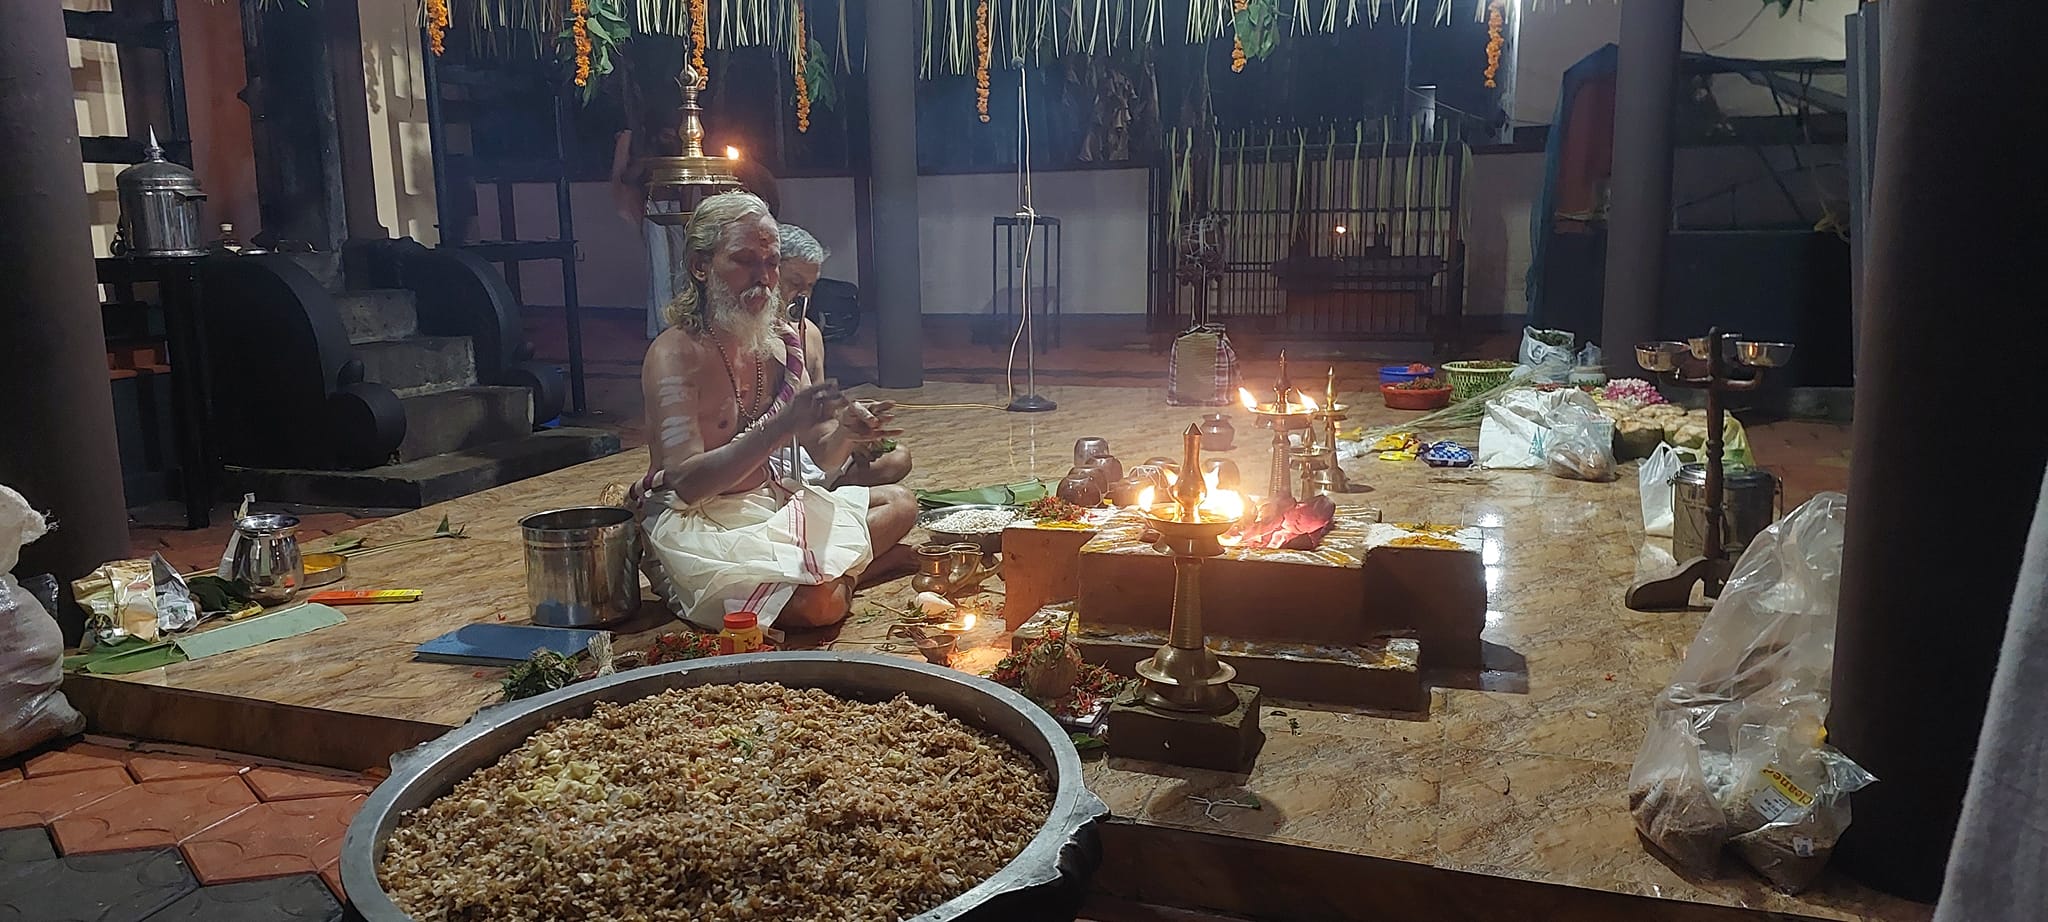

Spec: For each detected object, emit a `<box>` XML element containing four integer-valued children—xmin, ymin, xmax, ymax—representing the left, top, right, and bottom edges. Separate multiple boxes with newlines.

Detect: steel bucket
<box><xmin>1672</xmin><ymin>464</ymin><xmax>1782</xmax><ymax>562</ymax></box>
<box><xmin>519</xmin><ymin>506</ymin><xmax>641</xmax><ymax>627</ymax></box>
<box><xmin>341</xmin><ymin>653</ymin><xmax>1108</xmax><ymax>921</ymax></box>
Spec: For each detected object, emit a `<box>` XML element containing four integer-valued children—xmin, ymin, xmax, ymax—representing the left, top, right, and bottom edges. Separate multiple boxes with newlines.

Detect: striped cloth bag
<box><xmin>1167</xmin><ymin>324</ymin><xmax>1240</xmax><ymax>406</ymax></box>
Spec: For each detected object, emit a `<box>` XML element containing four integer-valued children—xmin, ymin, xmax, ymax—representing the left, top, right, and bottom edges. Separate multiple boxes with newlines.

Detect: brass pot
<box><xmin>911</xmin><ymin>543</ymin><xmax>956</xmax><ymax>594</ymax></box>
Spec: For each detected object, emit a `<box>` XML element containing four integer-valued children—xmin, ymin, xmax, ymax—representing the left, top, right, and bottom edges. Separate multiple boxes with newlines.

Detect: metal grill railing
<box><xmin>1151</xmin><ymin>131</ymin><xmax>1467</xmax><ymax>347</ymax></box>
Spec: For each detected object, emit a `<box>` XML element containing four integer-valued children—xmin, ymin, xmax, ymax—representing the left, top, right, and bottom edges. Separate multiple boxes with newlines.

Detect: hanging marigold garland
<box><xmin>571</xmin><ymin>0</ymin><xmax>593</xmax><ymax>86</ymax></box>
<box><xmin>1231</xmin><ymin>0</ymin><xmax>1249</xmax><ymax>72</ymax></box>
<box><xmin>690</xmin><ymin>0</ymin><xmax>709</xmax><ymax>78</ymax></box>
<box><xmin>794</xmin><ymin>3</ymin><xmax>811</xmax><ymax>132</ymax></box>
<box><xmin>425</xmin><ymin>0</ymin><xmax>449</xmax><ymax>55</ymax></box>
<box><xmin>974</xmin><ymin>0</ymin><xmax>991</xmax><ymax>122</ymax></box>
<box><xmin>1483</xmin><ymin>0</ymin><xmax>1504</xmax><ymax>88</ymax></box>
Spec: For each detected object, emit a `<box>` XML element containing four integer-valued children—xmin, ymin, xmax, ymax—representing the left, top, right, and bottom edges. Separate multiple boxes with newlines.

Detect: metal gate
<box><xmin>1150</xmin><ymin>125</ymin><xmax>1467</xmax><ymax>348</ymax></box>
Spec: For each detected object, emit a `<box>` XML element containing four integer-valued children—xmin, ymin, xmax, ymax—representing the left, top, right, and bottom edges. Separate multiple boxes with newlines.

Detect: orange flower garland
<box><xmin>794</xmin><ymin>4</ymin><xmax>811</xmax><ymax>132</ymax></box>
<box><xmin>974</xmin><ymin>0</ymin><xmax>991</xmax><ymax>122</ymax></box>
<box><xmin>426</xmin><ymin>0</ymin><xmax>449</xmax><ymax>55</ymax></box>
<box><xmin>1230</xmin><ymin>0</ymin><xmax>1249</xmax><ymax>73</ymax></box>
<box><xmin>1483</xmin><ymin>0</ymin><xmax>1504</xmax><ymax>88</ymax></box>
<box><xmin>572</xmin><ymin>0</ymin><xmax>592</xmax><ymax>87</ymax></box>
<box><xmin>690</xmin><ymin>0</ymin><xmax>709</xmax><ymax>78</ymax></box>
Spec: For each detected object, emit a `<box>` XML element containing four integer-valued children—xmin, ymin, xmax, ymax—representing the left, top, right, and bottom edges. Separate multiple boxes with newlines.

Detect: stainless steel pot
<box><xmin>520</xmin><ymin>506</ymin><xmax>641</xmax><ymax>627</ymax></box>
<box><xmin>342</xmin><ymin>653</ymin><xmax>1108</xmax><ymax>921</ymax></box>
<box><xmin>1672</xmin><ymin>463</ymin><xmax>1782</xmax><ymax>562</ymax></box>
<box><xmin>113</xmin><ymin>129</ymin><xmax>208</xmax><ymax>258</ymax></box>
<box><xmin>219</xmin><ymin>513</ymin><xmax>302</xmax><ymax>604</ymax></box>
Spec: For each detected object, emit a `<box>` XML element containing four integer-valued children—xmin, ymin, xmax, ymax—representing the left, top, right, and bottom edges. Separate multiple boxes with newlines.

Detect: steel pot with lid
<box><xmin>113</xmin><ymin>128</ymin><xmax>208</xmax><ymax>257</ymax></box>
<box><xmin>1672</xmin><ymin>463</ymin><xmax>1781</xmax><ymax>562</ymax></box>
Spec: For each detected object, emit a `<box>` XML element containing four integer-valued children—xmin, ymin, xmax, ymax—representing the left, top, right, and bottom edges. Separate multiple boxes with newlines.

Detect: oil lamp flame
<box><xmin>1136</xmin><ymin>485</ymin><xmax>1156</xmax><ymax>510</ymax></box>
<box><xmin>1238</xmin><ymin>387</ymin><xmax>1260</xmax><ymax>411</ymax></box>
<box><xmin>1202</xmin><ymin>488</ymin><xmax>1246</xmax><ymax>522</ymax></box>
<box><xmin>725</xmin><ymin>146</ymin><xmax>741</xmax><ymax>160</ymax></box>
<box><xmin>1300</xmin><ymin>393</ymin><xmax>1320</xmax><ymax>412</ymax></box>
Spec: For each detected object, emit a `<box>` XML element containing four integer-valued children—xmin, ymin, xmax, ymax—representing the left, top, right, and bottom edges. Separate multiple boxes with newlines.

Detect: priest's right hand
<box><xmin>782</xmin><ymin>383</ymin><xmax>847</xmax><ymax>432</ymax></box>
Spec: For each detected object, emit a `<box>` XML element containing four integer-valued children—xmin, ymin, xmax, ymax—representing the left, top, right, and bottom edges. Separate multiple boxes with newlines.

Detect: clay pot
<box><xmin>1057</xmin><ymin>468</ymin><xmax>1105</xmax><ymax>508</ymax></box>
<box><xmin>1106</xmin><ymin>475</ymin><xmax>1152</xmax><ymax>507</ymax></box>
<box><xmin>1023</xmin><ymin>640</ymin><xmax>1084</xmax><ymax>700</ymax></box>
<box><xmin>1199</xmin><ymin>414</ymin><xmax>1236</xmax><ymax>451</ymax></box>
<box><xmin>1079</xmin><ymin>455</ymin><xmax>1123</xmax><ymax>487</ymax></box>
<box><xmin>1073</xmin><ymin>438</ymin><xmax>1112</xmax><ymax>468</ymax></box>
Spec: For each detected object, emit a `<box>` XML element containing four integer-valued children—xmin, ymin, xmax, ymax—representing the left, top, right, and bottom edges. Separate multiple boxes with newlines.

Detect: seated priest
<box><xmin>770</xmin><ymin>223</ymin><xmax>914</xmax><ymax>488</ymax></box>
<box><xmin>635</xmin><ymin>192</ymin><xmax>916</xmax><ymax>630</ymax></box>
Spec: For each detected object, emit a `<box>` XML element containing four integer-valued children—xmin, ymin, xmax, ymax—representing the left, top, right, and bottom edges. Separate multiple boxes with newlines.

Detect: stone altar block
<box><xmin>1073</xmin><ymin>510</ymin><xmax>1486</xmax><ymax>669</ymax></box>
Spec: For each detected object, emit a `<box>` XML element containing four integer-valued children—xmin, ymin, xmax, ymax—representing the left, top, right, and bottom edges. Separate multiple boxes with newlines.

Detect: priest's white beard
<box><xmin>706</xmin><ymin>273</ymin><xmax>783</xmax><ymax>359</ymax></box>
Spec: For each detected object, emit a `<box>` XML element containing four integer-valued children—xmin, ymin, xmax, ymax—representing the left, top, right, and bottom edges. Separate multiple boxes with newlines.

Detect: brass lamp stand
<box><xmin>643</xmin><ymin>66</ymin><xmax>740</xmax><ymax>223</ymax></box>
<box><xmin>1108</xmin><ymin>425</ymin><xmax>1266</xmax><ymax>771</ymax></box>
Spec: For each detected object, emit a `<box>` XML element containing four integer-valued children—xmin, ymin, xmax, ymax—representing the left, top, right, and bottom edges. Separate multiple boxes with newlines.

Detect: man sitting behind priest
<box><xmin>772</xmin><ymin>223</ymin><xmax>913</xmax><ymax>488</ymax></box>
<box><xmin>636</xmin><ymin>192</ymin><xmax>916</xmax><ymax>629</ymax></box>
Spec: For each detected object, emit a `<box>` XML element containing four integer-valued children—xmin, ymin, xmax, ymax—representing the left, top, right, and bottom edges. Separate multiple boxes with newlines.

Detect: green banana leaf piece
<box><xmin>915</xmin><ymin>481</ymin><xmax>1049</xmax><ymax>510</ymax></box>
<box><xmin>66</xmin><ymin>637</ymin><xmax>188</xmax><ymax>675</ymax></box>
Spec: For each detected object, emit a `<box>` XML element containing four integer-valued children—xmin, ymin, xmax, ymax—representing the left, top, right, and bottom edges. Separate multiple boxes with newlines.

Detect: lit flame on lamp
<box><xmin>725</xmin><ymin>146</ymin><xmax>742</xmax><ymax>160</ymax></box>
<box><xmin>1134</xmin><ymin>477</ymin><xmax>1245</xmax><ymax>523</ymax></box>
<box><xmin>1238</xmin><ymin>386</ymin><xmax>1319</xmax><ymax>414</ymax></box>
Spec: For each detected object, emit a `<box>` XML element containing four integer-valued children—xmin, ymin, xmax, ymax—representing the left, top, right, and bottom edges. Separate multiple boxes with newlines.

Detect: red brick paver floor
<box><xmin>0</xmin><ymin>736</ymin><xmax>376</xmax><ymax>903</ymax></box>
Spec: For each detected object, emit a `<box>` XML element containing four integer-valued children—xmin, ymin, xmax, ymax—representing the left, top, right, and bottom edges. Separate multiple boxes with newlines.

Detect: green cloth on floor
<box><xmin>66</xmin><ymin>637</ymin><xmax>188</xmax><ymax>675</ymax></box>
<box><xmin>173</xmin><ymin>603</ymin><xmax>347</xmax><ymax>660</ymax></box>
<box><xmin>915</xmin><ymin>481</ymin><xmax>1048</xmax><ymax>510</ymax></box>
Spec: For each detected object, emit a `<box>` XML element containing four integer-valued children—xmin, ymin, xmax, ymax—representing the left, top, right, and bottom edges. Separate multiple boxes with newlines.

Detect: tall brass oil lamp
<box><xmin>644</xmin><ymin>65</ymin><xmax>741</xmax><ymax>224</ymax></box>
<box><xmin>1131</xmin><ymin>424</ymin><xmax>1245</xmax><ymax>714</ymax></box>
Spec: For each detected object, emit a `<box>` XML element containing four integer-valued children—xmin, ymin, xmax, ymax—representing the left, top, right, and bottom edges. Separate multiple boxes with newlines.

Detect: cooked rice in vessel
<box><xmin>379</xmin><ymin>683</ymin><xmax>1052</xmax><ymax>921</ymax></box>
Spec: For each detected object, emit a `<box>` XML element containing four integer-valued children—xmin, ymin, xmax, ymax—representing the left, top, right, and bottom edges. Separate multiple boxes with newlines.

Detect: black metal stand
<box><xmin>98</xmin><ymin>257</ymin><xmax>215</xmax><ymax>529</ymax></box>
<box><xmin>996</xmin><ymin>214</ymin><xmax>1059</xmax><ymax>413</ymax></box>
<box><xmin>420</xmin><ymin>39</ymin><xmax>587</xmax><ymax>415</ymax></box>
<box><xmin>1626</xmin><ymin>328</ymin><xmax>1784</xmax><ymax>611</ymax></box>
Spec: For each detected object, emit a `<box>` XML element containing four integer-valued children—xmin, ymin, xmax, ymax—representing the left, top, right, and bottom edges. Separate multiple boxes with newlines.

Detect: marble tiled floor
<box><xmin>85</xmin><ymin>379</ymin><xmax>1918</xmax><ymax>922</ymax></box>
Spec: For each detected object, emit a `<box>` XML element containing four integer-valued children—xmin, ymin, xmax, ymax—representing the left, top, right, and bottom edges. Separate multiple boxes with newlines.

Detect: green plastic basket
<box><xmin>1441</xmin><ymin>361</ymin><xmax>1516</xmax><ymax>402</ymax></box>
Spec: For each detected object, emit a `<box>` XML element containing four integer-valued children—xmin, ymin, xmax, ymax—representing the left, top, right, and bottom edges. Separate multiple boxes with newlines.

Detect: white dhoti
<box><xmin>642</xmin><ymin>482</ymin><xmax>873</xmax><ymax>630</ymax></box>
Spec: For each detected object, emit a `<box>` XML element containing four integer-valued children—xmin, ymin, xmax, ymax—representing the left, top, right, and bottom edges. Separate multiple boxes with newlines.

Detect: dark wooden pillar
<box><xmin>0</xmin><ymin>1</ymin><xmax>132</xmax><ymax>581</ymax></box>
<box><xmin>1829</xmin><ymin>0</ymin><xmax>2048</xmax><ymax>901</ymax></box>
<box><xmin>864</xmin><ymin>0</ymin><xmax>923</xmax><ymax>388</ymax></box>
<box><xmin>239</xmin><ymin>0</ymin><xmax>346</xmax><ymax>251</ymax></box>
<box><xmin>1597</xmin><ymin>0</ymin><xmax>1682</xmax><ymax>365</ymax></box>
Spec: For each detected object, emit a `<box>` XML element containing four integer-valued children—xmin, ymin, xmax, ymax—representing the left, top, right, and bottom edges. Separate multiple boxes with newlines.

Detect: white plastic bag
<box><xmin>1544</xmin><ymin>403</ymin><xmax>1617</xmax><ymax>482</ymax></box>
<box><xmin>1477</xmin><ymin>388</ymin><xmax>1600</xmax><ymax>469</ymax></box>
<box><xmin>0</xmin><ymin>485</ymin><xmax>85</xmax><ymax>760</ymax></box>
<box><xmin>1641</xmin><ymin>443</ymin><xmax>1682</xmax><ymax>537</ymax></box>
<box><xmin>1517</xmin><ymin>326</ymin><xmax>1577</xmax><ymax>384</ymax></box>
<box><xmin>1628</xmin><ymin>492</ymin><xmax>1872</xmax><ymax>887</ymax></box>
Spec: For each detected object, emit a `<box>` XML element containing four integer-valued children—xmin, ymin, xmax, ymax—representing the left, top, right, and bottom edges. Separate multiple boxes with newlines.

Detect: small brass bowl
<box><xmin>303</xmin><ymin>552</ymin><xmax>348</xmax><ymax>588</ymax></box>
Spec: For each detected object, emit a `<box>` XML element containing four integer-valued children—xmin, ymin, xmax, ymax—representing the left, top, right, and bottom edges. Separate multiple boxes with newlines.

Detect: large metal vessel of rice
<box><xmin>342</xmin><ymin>652</ymin><xmax>1108</xmax><ymax>921</ymax></box>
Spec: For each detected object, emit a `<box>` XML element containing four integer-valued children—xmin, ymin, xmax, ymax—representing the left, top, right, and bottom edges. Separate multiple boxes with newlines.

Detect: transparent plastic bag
<box><xmin>1628</xmin><ymin>492</ymin><xmax>1869</xmax><ymax>883</ymax></box>
<box><xmin>1543</xmin><ymin>403</ymin><xmax>1617</xmax><ymax>482</ymax></box>
<box><xmin>0</xmin><ymin>486</ymin><xmax>85</xmax><ymax>759</ymax></box>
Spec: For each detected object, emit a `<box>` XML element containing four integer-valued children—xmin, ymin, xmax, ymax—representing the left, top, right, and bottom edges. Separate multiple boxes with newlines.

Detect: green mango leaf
<box><xmin>1070</xmin><ymin>733</ymin><xmax>1107</xmax><ymax>751</ymax></box>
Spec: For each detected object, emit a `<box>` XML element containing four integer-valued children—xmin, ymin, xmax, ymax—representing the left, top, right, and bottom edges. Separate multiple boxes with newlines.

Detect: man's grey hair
<box><xmin>663</xmin><ymin>191</ymin><xmax>773</xmax><ymax>331</ymax></box>
<box><xmin>777</xmin><ymin>223</ymin><xmax>831</xmax><ymax>267</ymax></box>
